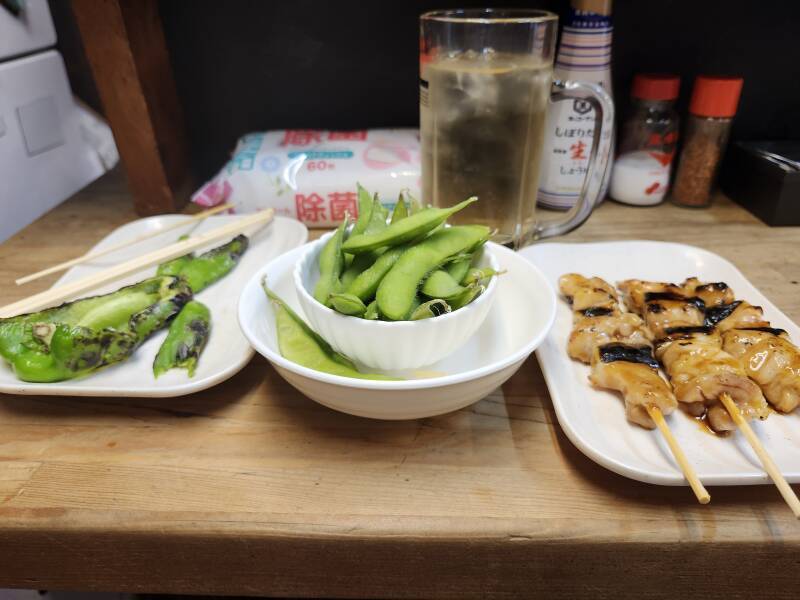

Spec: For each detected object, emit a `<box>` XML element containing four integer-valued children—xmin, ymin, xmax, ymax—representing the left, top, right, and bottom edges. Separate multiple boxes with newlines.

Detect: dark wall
<box><xmin>56</xmin><ymin>1</ymin><xmax>800</xmax><ymax>182</ymax></box>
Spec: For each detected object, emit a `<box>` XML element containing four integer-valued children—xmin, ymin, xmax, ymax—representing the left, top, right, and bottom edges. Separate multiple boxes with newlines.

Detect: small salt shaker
<box><xmin>610</xmin><ymin>74</ymin><xmax>680</xmax><ymax>205</ymax></box>
<box><xmin>672</xmin><ymin>76</ymin><xmax>743</xmax><ymax>208</ymax></box>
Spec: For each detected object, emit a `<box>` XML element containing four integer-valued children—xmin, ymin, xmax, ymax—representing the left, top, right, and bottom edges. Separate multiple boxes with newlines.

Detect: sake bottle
<box><xmin>538</xmin><ymin>0</ymin><xmax>615</xmax><ymax>210</ymax></box>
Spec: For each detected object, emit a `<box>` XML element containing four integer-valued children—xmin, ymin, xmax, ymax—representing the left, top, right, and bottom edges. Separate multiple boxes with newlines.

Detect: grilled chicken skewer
<box><xmin>688</xmin><ymin>280</ymin><xmax>800</xmax><ymax>414</ymax></box>
<box><xmin>655</xmin><ymin>326</ymin><xmax>769</xmax><ymax>432</ymax></box>
<box><xmin>560</xmin><ymin>274</ymin><xmax>708</xmax><ymax>503</ymax></box>
<box><xmin>722</xmin><ymin>327</ymin><xmax>800</xmax><ymax>413</ymax></box>
<box><xmin>589</xmin><ymin>343</ymin><xmax>678</xmax><ymax>430</ymax></box>
<box><xmin>684</xmin><ymin>278</ymin><xmax>800</xmax><ymax>518</ymax></box>
<box><xmin>618</xmin><ymin>279</ymin><xmax>769</xmax><ymax>433</ymax></box>
<box><xmin>560</xmin><ymin>274</ymin><xmax>677</xmax><ymax>429</ymax></box>
<box><xmin>682</xmin><ymin>277</ymin><xmax>735</xmax><ymax>307</ymax></box>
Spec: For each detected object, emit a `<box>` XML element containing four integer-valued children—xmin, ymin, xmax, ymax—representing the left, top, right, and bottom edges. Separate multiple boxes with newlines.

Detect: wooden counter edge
<box><xmin>0</xmin><ymin>524</ymin><xmax>797</xmax><ymax>598</ymax></box>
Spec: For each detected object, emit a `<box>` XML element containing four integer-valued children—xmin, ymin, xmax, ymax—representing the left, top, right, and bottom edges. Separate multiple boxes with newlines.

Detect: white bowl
<box><xmin>238</xmin><ymin>242</ymin><xmax>556</xmax><ymax>420</ymax></box>
<box><xmin>293</xmin><ymin>232</ymin><xmax>500</xmax><ymax>370</ymax></box>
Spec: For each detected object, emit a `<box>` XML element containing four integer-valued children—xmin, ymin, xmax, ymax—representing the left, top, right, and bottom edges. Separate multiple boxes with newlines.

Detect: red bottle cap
<box><xmin>689</xmin><ymin>75</ymin><xmax>744</xmax><ymax>118</ymax></box>
<box><xmin>631</xmin><ymin>74</ymin><xmax>680</xmax><ymax>101</ymax></box>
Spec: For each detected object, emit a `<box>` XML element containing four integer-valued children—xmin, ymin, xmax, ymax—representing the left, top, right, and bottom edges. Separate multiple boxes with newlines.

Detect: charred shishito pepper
<box><xmin>0</xmin><ymin>276</ymin><xmax>192</xmax><ymax>382</ymax></box>
<box><xmin>151</xmin><ymin>235</ymin><xmax>249</xmax><ymax>377</ymax></box>
<box><xmin>157</xmin><ymin>234</ymin><xmax>249</xmax><ymax>293</ymax></box>
<box><xmin>153</xmin><ymin>300</ymin><xmax>211</xmax><ymax>378</ymax></box>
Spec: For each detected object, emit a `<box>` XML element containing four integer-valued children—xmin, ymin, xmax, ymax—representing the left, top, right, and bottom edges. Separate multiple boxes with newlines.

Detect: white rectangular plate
<box><xmin>521</xmin><ymin>241</ymin><xmax>800</xmax><ymax>486</ymax></box>
<box><xmin>0</xmin><ymin>214</ymin><xmax>307</xmax><ymax>397</ymax></box>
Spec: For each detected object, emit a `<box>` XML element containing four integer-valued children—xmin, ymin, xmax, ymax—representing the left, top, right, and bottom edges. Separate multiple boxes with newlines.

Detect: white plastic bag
<box><xmin>192</xmin><ymin>129</ymin><xmax>421</xmax><ymax>227</ymax></box>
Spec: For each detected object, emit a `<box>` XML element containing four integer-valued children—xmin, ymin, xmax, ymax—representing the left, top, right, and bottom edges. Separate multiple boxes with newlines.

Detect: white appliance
<box><xmin>0</xmin><ymin>0</ymin><xmax>112</xmax><ymax>242</ymax></box>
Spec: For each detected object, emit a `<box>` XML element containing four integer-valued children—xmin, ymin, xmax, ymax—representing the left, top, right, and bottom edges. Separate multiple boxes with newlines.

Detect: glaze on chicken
<box><xmin>559</xmin><ymin>274</ymin><xmax>675</xmax><ymax>429</ymax></box>
<box><xmin>590</xmin><ymin>344</ymin><xmax>677</xmax><ymax>429</ymax></box>
<box><xmin>682</xmin><ymin>278</ymin><xmax>735</xmax><ymax>307</ymax></box>
<box><xmin>722</xmin><ymin>328</ymin><xmax>800</xmax><ymax>413</ymax></box>
<box><xmin>617</xmin><ymin>279</ymin><xmax>685</xmax><ymax>314</ymax></box>
<box><xmin>656</xmin><ymin>327</ymin><xmax>769</xmax><ymax>432</ymax></box>
<box><xmin>705</xmin><ymin>301</ymin><xmax>770</xmax><ymax>332</ymax></box>
<box><xmin>559</xmin><ymin>273</ymin><xmax>618</xmax><ymax>312</ymax></box>
<box><xmin>568</xmin><ymin>311</ymin><xmax>652</xmax><ymax>363</ymax></box>
<box><xmin>642</xmin><ymin>293</ymin><xmax>706</xmax><ymax>338</ymax></box>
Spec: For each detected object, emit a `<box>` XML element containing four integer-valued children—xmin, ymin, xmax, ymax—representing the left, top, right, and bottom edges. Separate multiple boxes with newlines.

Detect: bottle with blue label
<box><xmin>538</xmin><ymin>0</ymin><xmax>615</xmax><ymax>210</ymax></box>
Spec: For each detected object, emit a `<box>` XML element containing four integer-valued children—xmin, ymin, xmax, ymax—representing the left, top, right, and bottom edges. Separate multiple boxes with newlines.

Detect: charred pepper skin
<box><xmin>0</xmin><ymin>276</ymin><xmax>192</xmax><ymax>383</ymax></box>
<box><xmin>157</xmin><ymin>234</ymin><xmax>249</xmax><ymax>293</ymax></box>
<box><xmin>152</xmin><ymin>235</ymin><xmax>250</xmax><ymax>377</ymax></box>
<box><xmin>153</xmin><ymin>300</ymin><xmax>211</xmax><ymax>378</ymax></box>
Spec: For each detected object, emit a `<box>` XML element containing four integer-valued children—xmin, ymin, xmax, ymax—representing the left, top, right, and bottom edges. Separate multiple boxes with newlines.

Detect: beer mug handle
<box><xmin>532</xmin><ymin>80</ymin><xmax>615</xmax><ymax>240</ymax></box>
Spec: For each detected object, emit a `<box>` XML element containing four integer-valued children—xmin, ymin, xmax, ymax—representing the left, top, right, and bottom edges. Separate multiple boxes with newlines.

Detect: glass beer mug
<box><xmin>420</xmin><ymin>9</ymin><xmax>614</xmax><ymax>248</ymax></box>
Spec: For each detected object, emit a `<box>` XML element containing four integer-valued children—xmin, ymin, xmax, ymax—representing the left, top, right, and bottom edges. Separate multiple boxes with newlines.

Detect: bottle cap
<box><xmin>631</xmin><ymin>74</ymin><xmax>680</xmax><ymax>101</ymax></box>
<box><xmin>689</xmin><ymin>76</ymin><xmax>743</xmax><ymax>118</ymax></box>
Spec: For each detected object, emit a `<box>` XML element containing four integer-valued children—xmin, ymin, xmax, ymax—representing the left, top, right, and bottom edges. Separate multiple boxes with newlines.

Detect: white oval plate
<box><xmin>239</xmin><ymin>242</ymin><xmax>556</xmax><ymax>420</ymax></box>
<box><xmin>522</xmin><ymin>240</ymin><xmax>800</xmax><ymax>486</ymax></box>
<box><xmin>0</xmin><ymin>215</ymin><xmax>308</xmax><ymax>397</ymax></box>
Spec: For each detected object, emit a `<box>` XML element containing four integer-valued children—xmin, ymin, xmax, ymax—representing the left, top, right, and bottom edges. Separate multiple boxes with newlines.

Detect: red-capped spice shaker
<box><xmin>610</xmin><ymin>74</ymin><xmax>680</xmax><ymax>205</ymax></box>
<box><xmin>672</xmin><ymin>76</ymin><xmax>744</xmax><ymax>207</ymax></box>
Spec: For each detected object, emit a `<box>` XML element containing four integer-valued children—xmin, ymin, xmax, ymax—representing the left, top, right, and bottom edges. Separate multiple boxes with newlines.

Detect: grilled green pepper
<box><xmin>153</xmin><ymin>300</ymin><xmax>211</xmax><ymax>378</ymax></box>
<box><xmin>157</xmin><ymin>234</ymin><xmax>249</xmax><ymax>293</ymax></box>
<box><xmin>0</xmin><ymin>276</ymin><xmax>192</xmax><ymax>382</ymax></box>
<box><xmin>153</xmin><ymin>234</ymin><xmax>250</xmax><ymax>379</ymax></box>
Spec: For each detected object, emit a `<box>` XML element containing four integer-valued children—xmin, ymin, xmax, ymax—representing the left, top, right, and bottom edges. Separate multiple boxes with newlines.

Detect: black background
<box><xmin>55</xmin><ymin>0</ymin><xmax>800</xmax><ymax>182</ymax></box>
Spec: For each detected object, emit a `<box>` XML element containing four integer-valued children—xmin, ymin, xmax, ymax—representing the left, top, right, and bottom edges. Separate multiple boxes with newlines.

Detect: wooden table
<box><xmin>1</xmin><ymin>169</ymin><xmax>799</xmax><ymax>598</ymax></box>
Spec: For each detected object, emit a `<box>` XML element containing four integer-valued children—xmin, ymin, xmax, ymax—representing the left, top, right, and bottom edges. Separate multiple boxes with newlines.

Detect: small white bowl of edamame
<box><xmin>293</xmin><ymin>231</ymin><xmax>501</xmax><ymax>371</ymax></box>
<box><xmin>238</xmin><ymin>238</ymin><xmax>556</xmax><ymax>420</ymax></box>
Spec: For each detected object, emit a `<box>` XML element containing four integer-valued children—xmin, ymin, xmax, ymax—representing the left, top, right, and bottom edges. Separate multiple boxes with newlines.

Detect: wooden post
<box><xmin>71</xmin><ymin>0</ymin><xmax>191</xmax><ymax>215</ymax></box>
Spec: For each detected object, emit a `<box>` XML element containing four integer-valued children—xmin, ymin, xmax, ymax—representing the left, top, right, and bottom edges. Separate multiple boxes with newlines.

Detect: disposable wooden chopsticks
<box><xmin>15</xmin><ymin>203</ymin><xmax>233</xmax><ymax>285</ymax></box>
<box><xmin>719</xmin><ymin>392</ymin><xmax>800</xmax><ymax>518</ymax></box>
<box><xmin>0</xmin><ymin>209</ymin><xmax>274</xmax><ymax>319</ymax></box>
<box><xmin>645</xmin><ymin>405</ymin><xmax>710</xmax><ymax>504</ymax></box>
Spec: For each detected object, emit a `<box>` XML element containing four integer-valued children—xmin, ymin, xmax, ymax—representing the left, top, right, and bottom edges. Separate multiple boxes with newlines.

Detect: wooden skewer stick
<box><xmin>15</xmin><ymin>203</ymin><xmax>233</xmax><ymax>286</ymax></box>
<box><xmin>0</xmin><ymin>209</ymin><xmax>274</xmax><ymax>319</ymax></box>
<box><xmin>719</xmin><ymin>392</ymin><xmax>800</xmax><ymax>518</ymax></box>
<box><xmin>645</xmin><ymin>405</ymin><xmax>711</xmax><ymax>504</ymax></box>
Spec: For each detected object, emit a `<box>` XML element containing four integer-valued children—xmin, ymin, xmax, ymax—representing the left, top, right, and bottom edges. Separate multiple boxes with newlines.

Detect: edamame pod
<box><xmin>313</xmin><ymin>218</ymin><xmax>348</xmax><ymax>306</ymax></box>
<box><xmin>449</xmin><ymin>283</ymin><xmax>485</xmax><ymax>310</ymax></box>
<box><xmin>363</xmin><ymin>300</ymin><xmax>379</xmax><ymax>320</ymax></box>
<box><xmin>340</xmin><ymin>251</ymin><xmax>380</xmax><ymax>289</ymax></box>
<box><xmin>263</xmin><ymin>280</ymin><xmax>357</xmax><ymax>369</ymax></box>
<box><xmin>365</xmin><ymin>195</ymin><xmax>389</xmax><ymax>232</ymax></box>
<box><xmin>263</xmin><ymin>282</ymin><xmax>395</xmax><ymax>380</ymax></box>
<box><xmin>391</xmin><ymin>193</ymin><xmax>408</xmax><ymax>224</ymax></box>
<box><xmin>409</xmin><ymin>299</ymin><xmax>452</xmax><ymax>320</ymax></box>
<box><xmin>329</xmin><ymin>293</ymin><xmax>367</xmax><ymax>317</ymax></box>
<box><xmin>339</xmin><ymin>196</ymin><xmax>389</xmax><ymax>286</ymax></box>
<box><xmin>406</xmin><ymin>192</ymin><xmax>423</xmax><ymax>215</ymax></box>
<box><xmin>153</xmin><ymin>300</ymin><xmax>211</xmax><ymax>378</ymax></box>
<box><xmin>407</xmin><ymin>295</ymin><xmax>422</xmax><ymax>318</ymax></box>
<box><xmin>341</xmin><ymin>198</ymin><xmax>477</xmax><ymax>254</ymax></box>
<box><xmin>420</xmin><ymin>270</ymin><xmax>466</xmax><ymax>300</ymax></box>
<box><xmin>345</xmin><ymin>244</ymin><xmax>406</xmax><ymax>301</ymax></box>
<box><xmin>351</xmin><ymin>183</ymin><xmax>374</xmax><ymax>236</ymax></box>
<box><xmin>463</xmin><ymin>267</ymin><xmax>502</xmax><ymax>286</ymax></box>
<box><xmin>376</xmin><ymin>225</ymin><xmax>490</xmax><ymax>321</ymax></box>
<box><xmin>445</xmin><ymin>255</ymin><xmax>473</xmax><ymax>283</ymax></box>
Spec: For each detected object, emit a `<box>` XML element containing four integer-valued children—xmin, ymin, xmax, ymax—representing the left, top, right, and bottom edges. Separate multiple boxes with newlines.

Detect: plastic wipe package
<box><xmin>192</xmin><ymin>129</ymin><xmax>421</xmax><ymax>227</ymax></box>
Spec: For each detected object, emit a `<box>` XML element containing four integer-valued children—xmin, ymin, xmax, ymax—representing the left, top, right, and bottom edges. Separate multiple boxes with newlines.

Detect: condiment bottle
<box><xmin>537</xmin><ymin>0</ymin><xmax>615</xmax><ymax>210</ymax></box>
<box><xmin>610</xmin><ymin>74</ymin><xmax>680</xmax><ymax>205</ymax></box>
<box><xmin>671</xmin><ymin>76</ymin><xmax>744</xmax><ymax>207</ymax></box>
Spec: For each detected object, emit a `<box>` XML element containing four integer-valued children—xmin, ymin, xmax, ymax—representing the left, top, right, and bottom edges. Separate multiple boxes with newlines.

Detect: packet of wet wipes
<box><xmin>192</xmin><ymin>129</ymin><xmax>421</xmax><ymax>227</ymax></box>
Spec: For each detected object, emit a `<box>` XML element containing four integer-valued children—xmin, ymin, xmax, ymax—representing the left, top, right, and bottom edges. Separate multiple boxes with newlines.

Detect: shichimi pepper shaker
<box><xmin>671</xmin><ymin>75</ymin><xmax>744</xmax><ymax>207</ymax></box>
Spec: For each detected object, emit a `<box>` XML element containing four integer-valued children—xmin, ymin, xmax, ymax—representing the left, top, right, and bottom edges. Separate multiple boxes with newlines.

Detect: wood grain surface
<box><xmin>0</xmin><ymin>169</ymin><xmax>798</xmax><ymax>598</ymax></box>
